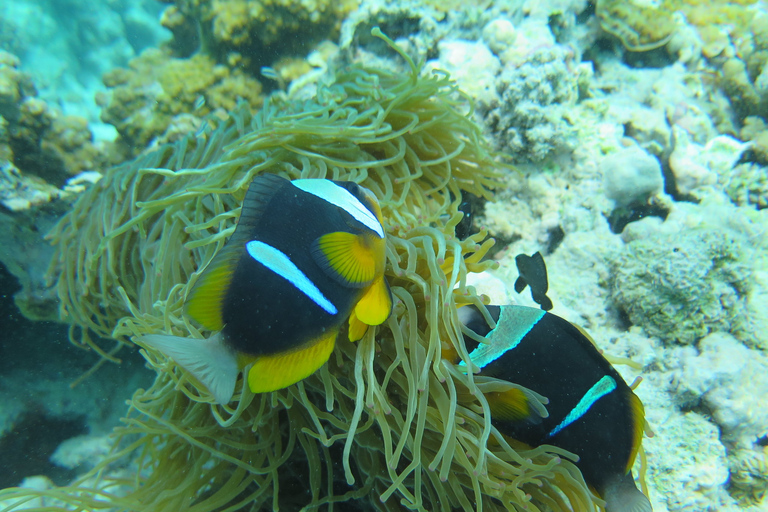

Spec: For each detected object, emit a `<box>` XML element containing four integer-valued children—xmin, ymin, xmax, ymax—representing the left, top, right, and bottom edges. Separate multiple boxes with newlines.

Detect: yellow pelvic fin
<box><xmin>247</xmin><ymin>329</ymin><xmax>337</xmax><ymax>393</ymax></box>
<box><xmin>185</xmin><ymin>245</ymin><xmax>240</xmax><ymax>331</ymax></box>
<box><xmin>348</xmin><ymin>309</ymin><xmax>369</xmax><ymax>342</ymax></box>
<box><xmin>312</xmin><ymin>231</ymin><xmax>376</xmax><ymax>287</ymax></box>
<box><xmin>486</xmin><ymin>388</ymin><xmax>532</xmax><ymax>422</ymax></box>
<box><xmin>354</xmin><ymin>275</ymin><xmax>393</xmax><ymax>326</ymax></box>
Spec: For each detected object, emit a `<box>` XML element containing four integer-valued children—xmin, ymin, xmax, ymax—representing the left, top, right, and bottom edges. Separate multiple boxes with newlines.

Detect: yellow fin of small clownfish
<box><xmin>185</xmin><ymin>173</ymin><xmax>288</xmax><ymax>331</ymax></box>
<box><xmin>354</xmin><ymin>275</ymin><xmax>393</xmax><ymax>326</ymax></box>
<box><xmin>246</xmin><ymin>329</ymin><xmax>337</xmax><ymax>393</ymax></box>
<box><xmin>311</xmin><ymin>231</ymin><xmax>377</xmax><ymax>287</ymax></box>
<box><xmin>348</xmin><ymin>309</ymin><xmax>369</xmax><ymax>342</ymax></box>
<box><xmin>135</xmin><ymin>332</ymin><xmax>239</xmax><ymax>404</ymax></box>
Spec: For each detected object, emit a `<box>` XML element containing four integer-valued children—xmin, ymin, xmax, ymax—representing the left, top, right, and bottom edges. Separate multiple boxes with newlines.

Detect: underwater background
<box><xmin>1</xmin><ymin>0</ymin><xmax>767</xmax><ymax>511</ymax></box>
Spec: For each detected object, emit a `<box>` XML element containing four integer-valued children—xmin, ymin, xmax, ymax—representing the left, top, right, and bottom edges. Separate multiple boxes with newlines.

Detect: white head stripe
<box><xmin>246</xmin><ymin>240</ymin><xmax>337</xmax><ymax>315</ymax></box>
<box><xmin>291</xmin><ymin>179</ymin><xmax>384</xmax><ymax>238</ymax></box>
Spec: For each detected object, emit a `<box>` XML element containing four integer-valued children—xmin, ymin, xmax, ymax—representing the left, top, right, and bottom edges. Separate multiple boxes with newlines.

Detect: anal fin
<box><xmin>247</xmin><ymin>329</ymin><xmax>337</xmax><ymax>393</ymax></box>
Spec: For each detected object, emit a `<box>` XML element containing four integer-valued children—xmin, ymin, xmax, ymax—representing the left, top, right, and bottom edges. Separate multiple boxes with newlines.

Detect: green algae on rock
<box><xmin>17</xmin><ymin>29</ymin><xmax>603</xmax><ymax>512</ymax></box>
<box><xmin>610</xmin><ymin>228</ymin><xmax>752</xmax><ymax>346</ymax></box>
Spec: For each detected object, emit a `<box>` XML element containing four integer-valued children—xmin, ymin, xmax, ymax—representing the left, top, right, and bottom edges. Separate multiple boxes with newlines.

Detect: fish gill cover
<box><xmin>0</xmin><ymin>30</ymin><xmax>600</xmax><ymax>511</ymax></box>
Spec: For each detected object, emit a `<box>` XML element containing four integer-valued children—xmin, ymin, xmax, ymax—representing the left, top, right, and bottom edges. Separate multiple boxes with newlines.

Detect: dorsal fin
<box><xmin>185</xmin><ymin>173</ymin><xmax>289</xmax><ymax>331</ymax></box>
<box><xmin>231</xmin><ymin>173</ymin><xmax>289</xmax><ymax>242</ymax></box>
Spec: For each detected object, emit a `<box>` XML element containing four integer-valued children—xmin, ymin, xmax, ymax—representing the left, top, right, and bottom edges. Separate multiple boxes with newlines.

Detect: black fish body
<box><xmin>457</xmin><ymin>305</ymin><xmax>652</xmax><ymax>512</ymax></box>
<box><xmin>136</xmin><ymin>174</ymin><xmax>392</xmax><ymax>403</ymax></box>
<box><xmin>221</xmin><ymin>180</ymin><xmax>372</xmax><ymax>356</ymax></box>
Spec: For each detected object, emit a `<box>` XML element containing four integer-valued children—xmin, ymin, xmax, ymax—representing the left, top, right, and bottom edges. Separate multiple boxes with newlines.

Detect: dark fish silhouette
<box><xmin>514</xmin><ymin>251</ymin><xmax>553</xmax><ymax>311</ymax></box>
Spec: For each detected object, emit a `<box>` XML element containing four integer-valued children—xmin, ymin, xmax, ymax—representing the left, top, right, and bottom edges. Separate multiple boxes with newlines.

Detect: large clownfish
<box><xmin>453</xmin><ymin>305</ymin><xmax>652</xmax><ymax>512</ymax></box>
<box><xmin>137</xmin><ymin>173</ymin><xmax>392</xmax><ymax>404</ymax></box>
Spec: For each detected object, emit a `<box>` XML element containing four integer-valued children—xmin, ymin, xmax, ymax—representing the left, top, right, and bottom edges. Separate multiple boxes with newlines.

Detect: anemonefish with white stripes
<box><xmin>136</xmin><ymin>173</ymin><xmax>392</xmax><ymax>404</ymax></box>
<box><xmin>453</xmin><ymin>305</ymin><xmax>652</xmax><ymax>512</ymax></box>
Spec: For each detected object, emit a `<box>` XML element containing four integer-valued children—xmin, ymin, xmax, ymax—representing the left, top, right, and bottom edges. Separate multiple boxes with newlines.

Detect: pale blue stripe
<box><xmin>548</xmin><ymin>375</ymin><xmax>617</xmax><ymax>437</ymax></box>
<box><xmin>458</xmin><ymin>306</ymin><xmax>545</xmax><ymax>370</ymax></box>
<box><xmin>246</xmin><ymin>240</ymin><xmax>337</xmax><ymax>315</ymax></box>
<box><xmin>292</xmin><ymin>179</ymin><xmax>384</xmax><ymax>238</ymax></box>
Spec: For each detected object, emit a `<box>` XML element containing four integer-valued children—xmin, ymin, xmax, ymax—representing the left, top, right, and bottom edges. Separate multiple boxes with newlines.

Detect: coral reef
<box><xmin>601</xmin><ymin>144</ymin><xmax>664</xmax><ymax>206</ymax></box>
<box><xmin>159</xmin><ymin>0</ymin><xmax>357</xmax><ymax>71</ymax></box>
<box><xmin>0</xmin><ymin>0</ymin><xmax>168</xmax><ymax>128</ymax></box>
<box><xmin>596</xmin><ymin>0</ymin><xmax>678</xmax><ymax>52</ymax></box>
<box><xmin>596</xmin><ymin>0</ymin><xmax>761</xmax><ymax>55</ymax></box>
<box><xmin>484</xmin><ymin>44</ymin><xmax>582</xmax><ymax>162</ymax></box>
<box><xmin>98</xmin><ymin>48</ymin><xmax>263</xmax><ymax>156</ymax></box>
<box><xmin>609</xmin><ymin>228</ymin><xmax>751</xmax><ymax>346</ymax></box>
<box><xmin>0</xmin><ymin>51</ymin><xmax>101</xmax><ymax>185</ymax></box>
<box><xmin>0</xmin><ymin>32</ymin><xmax>608</xmax><ymax>511</ymax></box>
<box><xmin>672</xmin><ymin>332</ymin><xmax>768</xmax><ymax>448</ymax></box>
<box><xmin>0</xmin><ymin>49</ymin><xmax>115</xmax><ymax>320</ymax></box>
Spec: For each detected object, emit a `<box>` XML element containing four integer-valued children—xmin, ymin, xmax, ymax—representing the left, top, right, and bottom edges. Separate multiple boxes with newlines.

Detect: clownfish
<box><xmin>136</xmin><ymin>173</ymin><xmax>393</xmax><ymax>404</ymax></box>
<box><xmin>454</xmin><ymin>305</ymin><xmax>652</xmax><ymax>512</ymax></box>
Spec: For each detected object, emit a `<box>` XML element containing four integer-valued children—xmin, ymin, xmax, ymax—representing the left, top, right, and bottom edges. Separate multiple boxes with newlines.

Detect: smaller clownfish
<box><xmin>136</xmin><ymin>173</ymin><xmax>392</xmax><ymax>404</ymax></box>
<box><xmin>454</xmin><ymin>305</ymin><xmax>652</xmax><ymax>512</ymax></box>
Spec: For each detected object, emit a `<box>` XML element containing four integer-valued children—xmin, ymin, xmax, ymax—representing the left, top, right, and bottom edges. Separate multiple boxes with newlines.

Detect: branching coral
<box><xmin>5</xmin><ymin>30</ymin><xmax>601</xmax><ymax>511</ymax></box>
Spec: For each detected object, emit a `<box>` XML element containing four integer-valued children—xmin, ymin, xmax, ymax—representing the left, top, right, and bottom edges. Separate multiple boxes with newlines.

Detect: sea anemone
<box><xmin>1</xmin><ymin>29</ymin><xmax>598</xmax><ymax>511</ymax></box>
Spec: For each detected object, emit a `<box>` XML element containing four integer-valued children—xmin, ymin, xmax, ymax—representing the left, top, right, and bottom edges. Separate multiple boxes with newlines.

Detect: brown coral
<box><xmin>0</xmin><ymin>50</ymin><xmax>101</xmax><ymax>185</ymax></box>
<box><xmin>97</xmin><ymin>48</ymin><xmax>263</xmax><ymax>155</ymax></box>
<box><xmin>160</xmin><ymin>0</ymin><xmax>357</xmax><ymax>72</ymax></box>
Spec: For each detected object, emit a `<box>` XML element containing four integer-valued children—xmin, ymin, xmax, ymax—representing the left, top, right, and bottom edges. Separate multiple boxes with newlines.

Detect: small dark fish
<box><xmin>454</xmin><ymin>305</ymin><xmax>652</xmax><ymax>512</ymax></box>
<box><xmin>136</xmin><ymin>174</ymin><xmax>393</xmax><ymax>403</ymax></box>
<box><xmin>514</xmin><ymin>251</ymin><xmax>553</xmax><ymax>311</ymax></box>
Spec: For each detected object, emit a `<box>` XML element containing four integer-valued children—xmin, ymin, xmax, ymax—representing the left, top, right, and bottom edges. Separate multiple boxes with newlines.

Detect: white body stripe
<box><xmin>458</xmin><ymin>306</ymin><xmax>545</xmax><ymax>370</ymax></box>
<box><xmin>548</xmin><ymin>375</ymin><xmax>617</xmax><ymax>437</ymax></box>
<box><xmin>291</xmin><ymin>179</ymin><xmax>384</xmax><ymax>238</ymax></box>
<box><xmin>246</xmin><ymin>240</ymin><xmax>338</xmax><ymax>315</ymax></box>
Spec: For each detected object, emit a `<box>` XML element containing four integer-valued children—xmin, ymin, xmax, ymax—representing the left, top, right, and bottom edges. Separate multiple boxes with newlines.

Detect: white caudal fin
<box><xmin>603</xmin><ymin>471</ymin><xmax>653</xmax><ymax>512</ymax></box>
<box><xmin>135</xmin><ymin>332</ymin><xmax>239</xmax><ymax>405</ymax></box>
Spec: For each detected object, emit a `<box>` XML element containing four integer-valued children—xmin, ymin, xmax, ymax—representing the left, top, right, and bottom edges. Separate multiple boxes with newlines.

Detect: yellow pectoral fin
<box><xmin>486</xmin><ymin>389</ymin><xmax>532</xmax><ymax>422</ymax></box>
<box><xmin>312</xmin><ymin>232</ymin><xmax>376</xmax><ymax>287</ymax></box>
<box><xmin>348</xmin><ymin>310</ymin><xmax>369</xmax><ymax>342</ymax></box>
<box><xmin>354</xmin><ymin>275</ymin><xmax>393</xmax><ymax>326</ymax></box>
<box><xmin>247</xmin><ymin>330</ymin><xmax>337</xmax><ymax>393</ymax></box>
